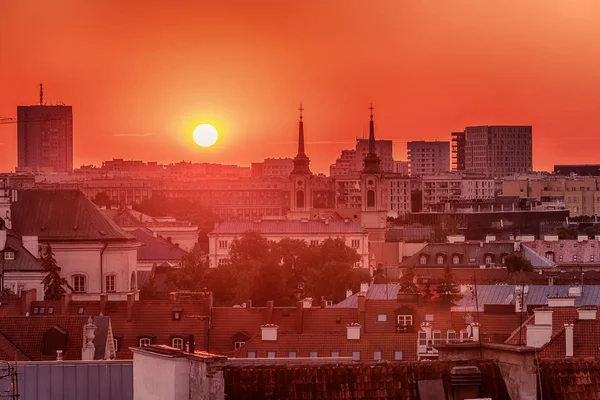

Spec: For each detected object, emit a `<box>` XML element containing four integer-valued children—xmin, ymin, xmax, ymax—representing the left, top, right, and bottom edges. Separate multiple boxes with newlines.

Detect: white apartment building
<box><xmin>421</xmin><ymin>174</ymin><xmax>495</xmax><ymax>212</ymax></box>
<box><xmin>334</xmin><ymin>176</ymin><xmax>411</xmax><ymax>216</ymax></box>
<box><xmin>259</xmin><ymin>158</ymin><xmax>294</xmax><ymax>178</ymax></box>
<box><xmin>330</xmin><ymin>139</ymin><xmax>394</xmax><ymax>176</ymax></box>
<box><xmin>208</xmin><ymin>219</ymin><xmax>369</xmax><ymax>268</ymax></box>
<box><xmin>407</xmin><ymin>141</ymin><xmax>450</xmax><ymax>176</ymax></box>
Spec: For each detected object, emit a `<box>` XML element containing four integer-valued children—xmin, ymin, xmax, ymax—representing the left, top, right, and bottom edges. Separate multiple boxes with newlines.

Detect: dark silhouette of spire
<box><xmin>291</xmin><ymin>104</ymin><xmax>311</xmax><ymax>175</ymax></box>
<box><xmin>362</xmin><ymin>103</ymin><xmax>381</xmax><ymax>174</ymax></box>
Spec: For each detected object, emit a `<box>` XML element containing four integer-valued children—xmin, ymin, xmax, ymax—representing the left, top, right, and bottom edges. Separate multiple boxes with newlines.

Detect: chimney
<box><xmin>246</xmin><ymin>300</ymin><xmax>252</xmax><ymax>310</ymax></box>
<box><xmin>81</xmin><ymin>317</ymin><xmax>97</xmax><ymax>361</ymax></box>
<box><xmin>56</xmin><ymin>350</ymin><xmax>63</xmax><ymax>361</ymax></box>
<box><xmin>20</xmin><ymin>288</ymin><xmax>37</xmax><ymax>315</ymax></box>
<box><xmin>99</xmin><ymin>294</ymin><xmax>108</xmax><ymax>316</ymax></box>
<box><xmin>61</xmin><ymin>293</ymin><xmax>72</xmax><ymax>315</ymax></box>
<box><xmin>346</xmin><ymin>323</ymin><xmax>361</xmax><ymax>340</ymax></box>
<box><xmin>302</xmin><ymin>297</ymin><xmax>313</xmax><ymax>308</ymax></box>
<box><xmin>346</xmin><ymin>289</ymin><xmax>353</xmax><ymax>298</ymax></box>
<box><xmin>127</xmin><ymin>292</ymin><xmax>135</xmax><ymax>322</ymax></box>
<box><xmin>296</xmin><ymin>301</ymin><xmax>304</xmax><ymax>334</ymax></box>
<box><xmin>577</xmin><ymin>307</ymin><xmax>597</xmax><ymax>320</ymax></box>
<box><xmin>527</xmin><ymin>308</ymin><xmax>553</xmax><ymax>348</ymax></box>
<box><xmin>534</xmin><ymin>307</ymin><xmax>553</xmax><ymax>325</ymax></box>
<box><xmin>357</xmin><ymin>293</ymin><xmax>366</xmax><ymax>330</ymax></box>
<box><xmin>568</xmin><ymin>286</ymin><xmax>582</xmax><ymax>297</ymax></box>
<box><xmin>471</xmin><ymin>323</ymin><xmax>480</xmax><ymax>342</ymax></box>
<box><xmin>360</xmin><ymin>282</ymin><xmax>369</xmax><ymax>293</ymax></box>
<box><xmin>22</xmin><ymin>236</ymin><xmax>39</xmax><ymax>258</ymax></box>
<box><xmin>564</xmin><ymin>324</ymin><xmax>574</xmax><ymax>357</ymax></box>
<box><xmin>485</xmin><ymin>235</ymin><xmax>496</xmax><ymax>243</ymax></box>
<box><xmin>547</xmin><ymin>296</ymin><xmax>575</xmax><ymax>307</ymax></box>
<box><xmin>320</xmin><ymin>298</ymin><xmax>327</xmax><ymax>308</ymax></box>
<box><xmin>261</xmin><ymin>324</ymin><xmax>278</xmax><ymax>341</ymax></box>
<box><xmin>577</xmin><ymin>235</ymin><xmax>588</xmax><ymax>243</ymax></box>
<box><xmin>265</xmin><ymin>300</ymin><xmax>274</xmax><ymax>324</ymax></box>
<box><xmin>543</xmin><ymin>235</ymin><xmax>559</xmax><ymax>242</ymax></box>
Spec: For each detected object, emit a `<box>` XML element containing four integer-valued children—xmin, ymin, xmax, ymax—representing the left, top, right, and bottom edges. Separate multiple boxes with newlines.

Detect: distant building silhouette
<box><xmin>17</xmin><ymin>104</ymin><xmax>73</xmax><ymax>173</ymax></box>
<box><xmin>554</xmin><ymin>164</ymin><xmax>600</xmax><ymax>176</ymax></box>
<box><xmin>407</xmin><ymin>141</ymin><xmax>450</xmax><ymax>176</ymax></box>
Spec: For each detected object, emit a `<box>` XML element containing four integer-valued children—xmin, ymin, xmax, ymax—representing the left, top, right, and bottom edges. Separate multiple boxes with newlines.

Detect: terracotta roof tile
<box><xmin>539</xmin><ymin>359</ymin><xmax>600</xmax><ymax>399</ymax></box>
<box><xmin>525</xmin><ymin>239</ymin><xmax>600</xmax><ymax>266</ymax></box>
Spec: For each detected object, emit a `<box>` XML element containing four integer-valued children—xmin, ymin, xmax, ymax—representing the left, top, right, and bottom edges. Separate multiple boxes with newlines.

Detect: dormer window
<box><xmin>4</xmin><ymin>251</ymin><xmax>14</xmax><ymax>260</ymax></box>
<box><xmin>419</xmin><ymin>255</ymin><xmax>427</xmax><ymax>265</ymax></box>
<box><xmin>139</xmin><ymin>337</ymin><xmax>152</xmax><ymax>347</ymax></box>
<box><xmin>452</xmin><ymin>255</ymin><xmax>460</xmax><ymax>265</ymax></box>
<box><xmin>485</xmin><ymin>254</ymin><xmax>493</xmax><ymax>265</ymax></box>
<box><xmin>545</xmin><ymin>252</ymin><xmax>555</xmax><ymax>262</ymax></box>
<box><xmin>171</xmin><ymin>337</ymin><xmax>184</xmax><ymax>350</ymax></box>
<box><xmin>172</xmin><ymin>307</ymin><xmax>182</xmax><ymax>321</ymax></box>
<box><xmin>436</xmin><ymin>255</ymin><xmax>444</xmax><ymax>265</ymax></box>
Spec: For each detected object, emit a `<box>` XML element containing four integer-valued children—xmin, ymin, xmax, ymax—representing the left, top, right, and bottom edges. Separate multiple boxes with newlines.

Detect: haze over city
<box><xmin>2</xmin><ymin>0</ymin><xmax>600</xmax><ymax>173</ymax></box>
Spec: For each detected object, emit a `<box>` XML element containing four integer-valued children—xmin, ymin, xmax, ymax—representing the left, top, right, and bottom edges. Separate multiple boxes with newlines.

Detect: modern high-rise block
<box><xmin>458</xmin><ymin>125</ymin><xmax>532</xmax><ymax>177</ymax></box>
<box><xmin>407</xmin><ymin>141</ymin><xmax>450</xmax><ymax>176</ymax></box>
<box><xmin>17</xmin><ymin>105</ymin><xmax>73</xmax><ymax>173</ymax></box>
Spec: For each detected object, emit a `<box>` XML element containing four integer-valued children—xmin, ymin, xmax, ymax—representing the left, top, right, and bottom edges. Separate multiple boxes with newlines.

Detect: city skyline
<box><xmin>2</xmin><ymin>1</ymin><xmax>600</xmax><ymax>173</ymax></box>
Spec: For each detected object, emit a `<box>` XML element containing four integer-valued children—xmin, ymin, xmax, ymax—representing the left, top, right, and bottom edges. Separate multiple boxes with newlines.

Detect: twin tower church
<box><xmin>287</xmin><ymin>104</ymin><xmax>395</xmax><ymax>235</ymax></box>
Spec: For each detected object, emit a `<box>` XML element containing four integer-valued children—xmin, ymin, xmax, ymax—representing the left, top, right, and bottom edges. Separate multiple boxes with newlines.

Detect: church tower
<box><xmin>360</xmin><ymin>104</ymin><xmax>388</xmax><ymax>230</ymax></box>
<box><xmin>288</xmin><ymin>104</ymin><xmax>312</xmax><ymax>220</ymax></box>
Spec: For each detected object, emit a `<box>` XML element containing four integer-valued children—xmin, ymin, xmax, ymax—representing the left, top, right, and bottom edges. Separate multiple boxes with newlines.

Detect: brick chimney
<box><xmin>265</xmin><ymin>300</ymin><xmax>274</xmax><ymax>325</ymax></box>
<box><xmin>471</xmin><ymin>323</ymin><xmax>480</xmax><ymax>342</ymax></box>
<box><xmin>357</xmin><ymin>293</ymin><xmax>366</xmax><ymax>330</ymax></box>
<box><xmin>346</xmin><ymin>289</ymin><xmax>353</xmax><ymax>298</ymax></box>
<box><xmin>295</xmin><ymin>300</ymin><xmax>304</xmax><ymax>334</ymax></box>
<box><xmin>527</xmin><ymin>308</ymin><xmax>553</xmax><ymax>348</ymax></box>
<box><xmin>99</xmin><ymin>293</ymin><xmax>108</xmax><ymax>316</ymax></box>
<box><xmin>360</xmin><ymin>282</ymin><xmax>369</xmax><ymax>293</ymax></box>
<box><xmin>564</xmin><ymin>324</ymin><xmax>574</xmax><ymax>357</ymax></box>
<box><xmin>578</xmin><ymin>307</ymin><xmax>597</xmax><ymax>320</ymax></box>
<box><xmin>127</xmin><ymin>292</ymin><xmax>135</xmax><ymax>322</ymax></box>
<box><xmin>61</xmin><ymin>293</ymin><xmax>72</xmax><ymax>315</ymax></box>
<box><xmin>20</xmin><ymin>288</ymin><xmax>37</xmax><ymax>315</ymax></box>
<box><xmin>547</xmin><ymin>296</ymin><xmax>575</xmax><ymax>307</ymax></box>
<box><xmin>346</xmin><ymin>323</ymin><xmax>361</xmax><ymax>340</ymax></box>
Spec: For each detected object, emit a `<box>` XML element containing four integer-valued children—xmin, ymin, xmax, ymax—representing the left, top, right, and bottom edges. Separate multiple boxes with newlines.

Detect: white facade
<box><xmin>421</xmin><ymin>174</ymin><xmax>495</xmax><ymax>211</ymax></box>
<box><xmin>208</xmin><ymin>220</ymin><xmax>369</xmax><ymax>269</ymax></box>
<box><xmin>407</xmin><ymin>141</ymin><xmax>450</xmax><ymax>176</ymax></box>
<box><xmin>261</xmin><ymin>158</ymin><xmax>294</xmax><ymax>178</ymax></box>
<box><xmin>335</xmin><ymin>176</ymin><xmax>411</xmax><ymax>216</ymax></box>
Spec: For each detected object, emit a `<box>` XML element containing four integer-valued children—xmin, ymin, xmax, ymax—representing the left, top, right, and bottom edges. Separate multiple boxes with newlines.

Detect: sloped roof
<box><xmin>521</xmin><ymin>244</ymin><xmax>555</xmax><ymax>268</ymax></box>
<box><xmin>400</xmin><ymin>242</ymin><xmax>515</xmax><ymax>267</ymax></box>
<box><xmin>3</xmin><ymin>232</ymin><xmax>42</xmax><ymax>272</ymax></box>
<box><xmin>539</xmin><ymin>359</ymin><xmax>600</xmax><ymax>398</ymax></box>
<box><xmin>210</xmin><ymin>219</ymin><xmax>367</xmax><ymax>235</ymax></box>
<box><xmin>524</xmin><ymin>239</ymin><xmax>600</xmax><ymax>266</ymax></box>
<box><xmin>133</xmin><ymin>228</ymin><xmax>187</xmax><ymax>262</ymax></box>
<box><xmin>103</xmin><ymin>208</ymin><xmax>155</xmax><ymax>227</ymax></box>
<box><xmin>11</xmin><ymin>190</ymin><xmax>134</xmax><ymax>241</ymax></box>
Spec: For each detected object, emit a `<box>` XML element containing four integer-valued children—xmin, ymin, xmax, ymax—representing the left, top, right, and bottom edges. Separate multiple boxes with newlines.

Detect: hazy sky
<box><xmin>1</xmin><ymin>0</ymin><xmax>600</xmax><ymax>173</ymax></box>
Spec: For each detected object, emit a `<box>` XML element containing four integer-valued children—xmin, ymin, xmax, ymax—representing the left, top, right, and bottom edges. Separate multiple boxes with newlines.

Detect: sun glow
<box><xmin>193</xmin><ymin>124</ymin><xmax>219</xmax><ymax>147</ymax></box>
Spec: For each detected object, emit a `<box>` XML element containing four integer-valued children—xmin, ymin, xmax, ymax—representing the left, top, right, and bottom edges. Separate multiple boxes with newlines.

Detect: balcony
<box><xmin>396</xmin><ymin>324</ymin><xmax>415</xmax><ymax>333</ymax></box>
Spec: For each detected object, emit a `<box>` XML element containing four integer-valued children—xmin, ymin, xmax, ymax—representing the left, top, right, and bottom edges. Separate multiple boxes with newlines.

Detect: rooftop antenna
<box><xmin>39</xmin><ymin>83</ymin><xmax>43</xmax><ymax>106</ymax></box>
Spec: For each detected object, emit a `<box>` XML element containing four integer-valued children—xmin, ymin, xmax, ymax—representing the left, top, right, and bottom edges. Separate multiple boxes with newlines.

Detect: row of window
<box><xmin>70</xmin><ymin>273</ymin><xmax>136</xmax><ymax>293</ymax></box>
<box><xmin>419</xmin><ymin>254</ymin><xmax>505</xmax><ymax>265</ymax></box>
<box><xmin>545</xmin><ymin>252</ymin><xmax>596</xmax><ymax>263</ymax></box>
<box><xmin>245</xmin><ymin>350</ymin><xmax>404</xmax><ymax>361</ymax></box>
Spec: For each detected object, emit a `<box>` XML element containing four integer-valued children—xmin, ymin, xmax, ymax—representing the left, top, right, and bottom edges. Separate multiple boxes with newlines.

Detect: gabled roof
<box><xmin>3</xmin><ymin>232</ymin><xmax>42</xmax><ymax>272</ymax></box>
<box><xmin>524</xmin><ymin>239</ymin><xmax>600</xmax><ymax>266</ymax></box>
<box><xmin>210</xmin><ymin>219</ymin><xmax>367</xmax><ymax>235</ymax></box>
<box><xmin>11</xmin><ymin>190</ymin><xmax>134</xmax><ymax>241</ymax></box>
<box><xmin>400</xmin><ymin>242</ymin><xmax>515</xmax><ymax>267</ymax></box>
<box><xmin>539</xmin><ymin>319</ymin><xmax>600</xmax><ymax>359</ymax></box>
<box><xmin>0</xmin><ymin>315</ymin><xmax>111</xmax><ymax>361</ymax></box>
<box><xmin>521</xmin><ymin>243</ymin><xmax>555</xmax><ymax>268</ymax></box>
<box><xmin>103</xmin><ymin>208</ymin><xmax>156</xmax><ymax>226</ymax></box>
<box><xmin>133</xmin><ymin>228</ymin><xmax>187</xmax><ymax>262</ymax></box>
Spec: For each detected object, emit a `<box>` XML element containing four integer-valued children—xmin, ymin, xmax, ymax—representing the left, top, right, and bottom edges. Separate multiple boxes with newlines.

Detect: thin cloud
<box><xmin>273</xmin><ymin>140</ymin><xmax>355</xmax><ymax>145</ymax></box>
<box><xmin>111</xmin><ymin>133</ymin><xmax>154</xmax><ymax>137</ymax></box>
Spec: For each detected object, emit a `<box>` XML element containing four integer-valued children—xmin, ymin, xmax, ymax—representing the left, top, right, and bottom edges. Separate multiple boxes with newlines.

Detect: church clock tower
<box><xmin>288</xmin><ymin>104</ymin><xmax>312</xmax><ymax>220</ymax></box>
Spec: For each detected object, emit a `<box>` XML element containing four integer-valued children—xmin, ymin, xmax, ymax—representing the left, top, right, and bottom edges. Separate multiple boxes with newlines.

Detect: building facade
<box><xmin>17</xmin><ymin>105</ymin><xmax>74</xmax><ymax>173</ymax></box>
<box><xmin>421</xmin><ymin>174</ymin><xmax>495</xmax><ymax>212</ymax></box>
<box><xmin>407</xmin><ymin>141</ymin><xmax>450</xmax><ymax>176</ymax></box>
<box><xmin>330</xmin><ymin>139</ymin><xmax>396</xmax><ymax>177</ymax></box>
<box><xmin>457</xmin><ymin>125</ymin><xmax>532</xmax><ymax>177</ymax></box>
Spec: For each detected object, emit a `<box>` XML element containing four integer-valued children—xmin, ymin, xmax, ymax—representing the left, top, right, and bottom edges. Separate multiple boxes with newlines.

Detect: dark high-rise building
<box><xmin>451</xmin><ymin>131</ymin><xmax>465</xmax><ymax>172</ymax></box>
<box><xmin>554</xmin><ymin>164</ymin><xmax>600</xmax><ymax>176</ymax></box>
<box><xmin>17</xmin><ymin>104</ymin><xmax>73</xmax><ymax>173</ymax></box>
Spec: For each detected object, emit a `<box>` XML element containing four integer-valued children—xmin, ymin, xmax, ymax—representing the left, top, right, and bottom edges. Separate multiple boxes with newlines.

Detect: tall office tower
<box><xmin>451</xmin><ymin>131</ymin><xmax>466</xmax><ymax>172</ymax></box>
<box><xmin>17</xmin><ymin>95</ymin><xmax>73</xmax><ymax>173</ymax></box>
<box><xmin>407</xmin><ymin>141</ymin><xmax>450</xmax><ymax>176</ymax></box>
<box><xmin>462</xmin><ymin>125</ymin><xmax>532</xmax><ymax>177</ymax></box>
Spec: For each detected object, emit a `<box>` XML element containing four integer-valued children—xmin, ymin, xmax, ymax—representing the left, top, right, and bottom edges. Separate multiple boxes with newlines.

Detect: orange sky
<box><xmin>1</xmin><ymin>0</ymin><xmax>600</xmax><ymax>173</ymax></box>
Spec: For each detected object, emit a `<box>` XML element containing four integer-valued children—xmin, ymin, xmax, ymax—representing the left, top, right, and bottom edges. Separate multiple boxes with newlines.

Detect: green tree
<box><xmin>167</xmin><ymin>245</ymin><xmax>210</xmax><ymax>291</ymax></box>
<box><xmin>435</xmin><ymin>265</ymin><xmax>462</xmax><ymax>305</ymax></box>
<box><xmin>399</xmin><ymin>266</ymin><xmax>419</xmax><ymax>293</ymax></box>
<box><xmin>93</xmin><ymin>192</ymin><xmax>113</xmax><ymax>207</ymax></box>
<box><xmin>139</xmin><ymin>277</ymin><xmax>168</xmax><ymax>300</ymax></box>
<box><xmin>423</xmin><ymin>281</ymin><xmax>433</xmax><ymax>300</ymax></box>
<box><xmin>505</xmin><ymin>254</ymin><xmax>534</xmax><ymax>273</ymax></box>
<box><xmin>41</xmin><ymin>244</ymin><xmax>72</xmax><ymax>300</ymax></box>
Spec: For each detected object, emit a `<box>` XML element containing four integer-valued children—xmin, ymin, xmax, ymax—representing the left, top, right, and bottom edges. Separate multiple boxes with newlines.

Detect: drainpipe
<box><xmin>100</xmin><ymin>243</ymin><xmax>108</xmax><ymax>293</ymax></box>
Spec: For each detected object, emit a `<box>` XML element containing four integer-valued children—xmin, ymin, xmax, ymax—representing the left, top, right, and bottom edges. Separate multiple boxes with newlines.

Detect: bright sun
<box><xmin>193</xmin><ymin>124</ymin><xmax>219</xmax><ymax>147</ymax></box>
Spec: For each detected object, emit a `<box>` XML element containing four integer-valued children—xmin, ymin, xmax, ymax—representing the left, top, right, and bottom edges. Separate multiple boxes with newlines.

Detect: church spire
<box><xmin>362</xmin><ymin>103</ymin><xmax>381</xmax><ymax>174</ymax></box>
<box><xmin>291</xmin><ymin>104</ymin><xmax>311</xmax><ymax>175</ymax></box>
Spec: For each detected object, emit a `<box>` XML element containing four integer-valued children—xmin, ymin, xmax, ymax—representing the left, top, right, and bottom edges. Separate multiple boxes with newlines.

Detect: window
<box><xmin>425</xmin><ymin>314</ymin><xmax>434</xmax><ymax>322</ymax></box>
<box><xmin>418</xmin><ymin>331</ymin><xmax>427</xmax><ymax>346</ymax></box>
<box><xmin>267</xmin><ymin>351</ymin><xmax>276</xmax><ymax>358</ymax></box>
<box><xmin>247</xmin><ymin>351</ymin><xmax>256</xmax><ymax>358</ymax></box>
<box><xmin>573</xmin><ymin>255</ymin><xmax>578</xmax><ymax>262</ymax></box>
<box><xmin>436</xmin><ymin>255</ymin><xmax>444</xmax><ymax>265</ymax></box>
<box><xmin>48</xmin><ymin>307</ymin><xmax>54</xmax><ymax>315</ymax></box>
<box><xmin>296</xmin><ymin>190</ymin><xmax>305</xmax><ymax>208</ymax></box>
<box><xmin>234</xmin><ymin>341</ymin><xmax>245</xmax><ymax>350</ymax></box>
<box><xmin>545</xmin><ymin>252</ymin><xmax>555</xmax><ymax>262</ymax></box>
<box><xmin>447</xmin><ymin>330</ymin><xmax>456</xmax><ymax>344</ymax></box>
<box><xmin>352</xmin><ymin>351</ymin><xmax>361</xmax><ymax>361</ymax></box>
<box><xmin>433</xmin><ymin>330</ymin><xmax>442</xmax><ymax>345</ymax></box>
<box><xmin>4</xmin><ymin>252</ymin><xmax>14</xmax><ymax>260</ymax></box>
<box><xmin>310</xmin><ymin>240</ymin><xmax>319</xmax><ymax>246</ymax></box>
<box><xmin>331</xmin><ymin>351</ymin><xmax>340</xmax><ymax>357</ymax></box>
<box><xmin>72</xmin><ymin>275</ymin><xmax>86</xmax><ymax>293</ymax></box>
<box><xmin>139</xmin><ymin>338</ymin><xmax>151</xmax><ymax>347</ymax></box>
<box><xmin>172</xmin><ymin>307</ymin><xmax>182</xmax><ymax>321</ymax></box>
<box><xmin>77</xmin><ymin>307</ymin><xmax>85</xmax><ymax>315</ymax></box>
<box><xmin>460</xmin><ymin>330</ymin><xmax>470</xmax><ymax>342</ymax></box>
<box><xmin>367</xmin><ymin>190</ymin><xmax>375</xmax><ymax>208</ymax></box>
<box><xmin>559</xmin><ymin>255</ymin><xmax>563</xmax><ymax>262</ymax></box>
<box><xmin>592</xmin><ymin>255</ymin><xmax>595</xmax><ymax>262</ymax></box>
<box><xmin>297</xmin><ymin>282</ymin><xmax>305</xmax><ymax>290</ymax></box>
<box><xmin>32</xmin><ymin>307</ymin><xmax>39</xmax><ymax>315</ymax></box>
<box><xmin>397</xmin><ymin>315</ymin><xmax>413</xmax><ymax>326</ymax></box>
<box><xmin>377</xmin><ymin>314</ymin><xmax>387</xmax><ymax>322</ymax></box>
<box><xmin>288</xmin><ymin>351</ymin><xmax>296</xmax><ymax>358</ymax></box>
<box><xmin>39</xmin><ymin>307</ymin><xmax>45</xmax><ymax>314</ymax></box>
<box><xmin>419</xmin><ymin>255</ymin><xmax>427</xmax><ymax>265</ymax></box>
<box><xmin>485</xmin><ymin>255</ymin><xmax>493</xmax><ymax>265</ymax></box>
<box><xmin>309</xmin><ymin>351</ymin><xmax>318</xmax><ymax>358</ymax></box>
<box><xmin>218</xmin><ymin>258</ymin><xmax>228</xmax><ymax>265</ymax></box>
<box><xmin>351</xmin><ymin>239</ymin><xmax>360</xmax><ymax>249</ymax></box>
<box><xmin>105</xmin><ymin>275</ymin><xmax>116</xmax><ymax>293</ymax></box>
<box><xmin>452</xmin><ymin>255</ymin><xmax>460</xmax><ymax>264</ymax></box>
<box><xmin>218</xmin><ymin>240</ymin><xmax>228</xmax><ymax>249</ymax></box>
<box><xmin>113</xmin><ymin>338</ymin><xmax>119</xmax><ymax>353</ymax></box>
<box><xmin>373</xmin><ymin>351</ymin><xmax>382</xmax><ymax>361</ymax></box>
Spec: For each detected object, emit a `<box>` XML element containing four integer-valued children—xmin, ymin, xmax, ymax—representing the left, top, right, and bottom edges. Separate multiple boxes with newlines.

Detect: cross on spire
<box><xmin>369</xmin><ymin>103</ymin><xmax>375</xmax><ymax>120</ymax></box>
<box><xmin>298</xmin><ymin>103</ymin><xmax>304</xmax><ymax>121</ymax></box>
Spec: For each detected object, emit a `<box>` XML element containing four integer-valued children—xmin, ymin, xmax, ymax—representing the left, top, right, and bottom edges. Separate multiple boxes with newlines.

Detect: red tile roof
<box><xmin>505</xmin><ymin>307</ymin><xmax>582</xmax><ymax>346</ymax></box>
<box><xmin>539</xmin><ymin>359</ymin><xmax>600</xmax><ymax>399</ymax></box>
<box><xmin>0</xmin><ymin>334</ymin><xmax>29</xmax><ymax>361</ymax></box>
<box><xmin>451</xmin><ymin>311</ymin><xmax>526</xmax><ymax>343</ymax></box>
<box><xmin>540</xmin><ymin>319</ymin><xmax>600</xmax><ymax>359</ymax></box>
<box><xmin>525</xmin><ymin>239</ymin><xmax>600</xmax><ymax>266</ymax></box>
<box><xmin>133</xmin><ymin>228</ymin><xmax>187</xmax><ymax>262</ymax></box>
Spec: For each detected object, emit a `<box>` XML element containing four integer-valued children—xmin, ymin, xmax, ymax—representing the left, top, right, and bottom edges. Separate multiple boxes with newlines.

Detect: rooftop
<box><xmin>133</xmin><ymin>228</ymin><xmax>187</xmax><ymax>262</ymax></box>
<box><xmin>210</xmin><ymin>219</ymin><xmax>367</xmax><ymax>235</ymax></box>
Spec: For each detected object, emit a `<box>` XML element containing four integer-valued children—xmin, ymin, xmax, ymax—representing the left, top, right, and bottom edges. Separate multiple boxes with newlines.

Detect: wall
<box><xmin>4</xmin><ymin>272</ymin><xmax>45</xmax><ymax>300</ymax></box>
<box><xmin>133</xmin><ymin>351</ymin><xmax>189</xmax><ymax>400</ymax></box>
<box><xmin>189</xmin><ymin>358</ymin><xmax>225</xmax><ymax>400</ymax></box>
<box><xmin>0</xmin><ymin>361</ymin><xmax>132</xmax><ymax>400</ymax></box>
